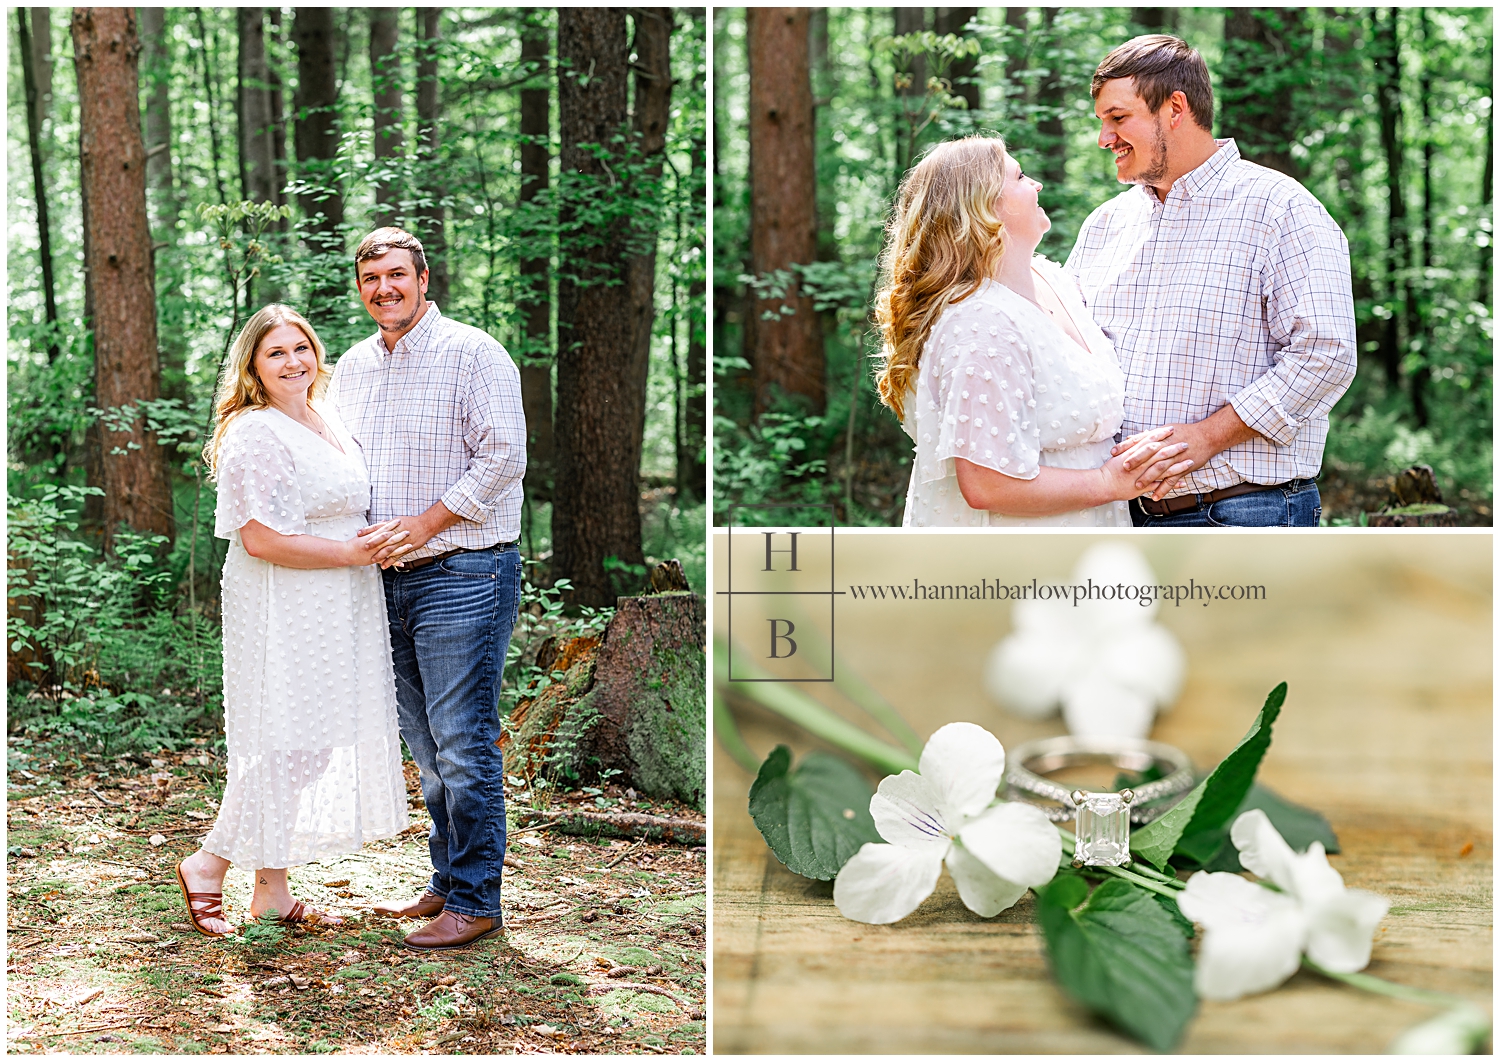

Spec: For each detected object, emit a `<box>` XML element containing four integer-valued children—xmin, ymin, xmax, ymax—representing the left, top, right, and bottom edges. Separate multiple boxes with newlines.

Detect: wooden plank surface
<box><xmin>710</xmin><ymin>534</ymin><xmax>1491</xmax><ymax>1054</ymax></box>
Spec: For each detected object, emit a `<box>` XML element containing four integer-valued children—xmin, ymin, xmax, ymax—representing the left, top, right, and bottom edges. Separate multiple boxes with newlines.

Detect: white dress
<box><xmin>901</xmin><ymin>257</ymin><xmax>1131</xmax><ymax>527</ymax></box>
<box><xmin>205</xmin><ymin>403</ymin><xmax>408</xmax><ymax>869</ymax></box>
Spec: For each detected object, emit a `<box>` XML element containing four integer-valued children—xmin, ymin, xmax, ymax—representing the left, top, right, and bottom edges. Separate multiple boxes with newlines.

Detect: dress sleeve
<box><xmin>922</xmin><ymin>298</ymin><xmax>1043</xmax><ymax>482</ymax></box>
<box><xmin>213</xmin><ymin>415</ymin><xmax>307</xmax><ymax>539</ymax></box>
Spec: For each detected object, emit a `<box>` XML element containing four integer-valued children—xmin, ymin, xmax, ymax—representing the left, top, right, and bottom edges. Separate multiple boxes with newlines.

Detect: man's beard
<box><xmin>1123</xmin><ymin>115</ymin><xmax>1170</xmax><ymax>187</ymax></box>
<box><xmin>381</xmin><ymin>297</ymin><xmax>423</xmax><ymax>333</ymax></box>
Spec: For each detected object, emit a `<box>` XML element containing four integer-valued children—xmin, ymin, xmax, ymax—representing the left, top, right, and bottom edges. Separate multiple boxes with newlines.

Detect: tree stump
<box><xmin>500</xmin><ymin>592</ymin><xmax>705</xmax><ymax>809</ymax></box>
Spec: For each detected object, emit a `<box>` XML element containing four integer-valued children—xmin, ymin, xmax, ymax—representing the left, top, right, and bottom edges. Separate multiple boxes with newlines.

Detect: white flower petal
<box><xmin>832</xmin><ymin>842</ymin><xmax>945</xmax><ymax>924</ymax></box>
<box><xmin>1071</xmin><ymin>542</ymin><xmax>1161</xmax><ymax>627</ymax></box>
<box><xmin>957</xmin><ymin>802</ymin><xmax>1062</xmax><ymax>889</ymax></box>
<box><xmin>945</xmin><ymin>842</ymin><xmax>1028</xmax><ymax>917</ymax></box>
<box><xmin>1177</xmin><ymin>872</ymin><xmax>1307</xmax><ymax>1001</ymax></box>
<box><xmin>870</xmin><ymin>771</ymin><xmax>949</xmax><ymax>852</ymax></box>
<box><xmin>1232</xmin><ymin>810</ymin><xmax>1345</xmax><ymax>903</ymax></box>
<box><xmin>1303</xmin><ymin>887</ymin><xmax>1390</xmax><ymax>973</ymax></box>
<box><xmin>1388</xmin><ymin>1005</ymin><xmax>1493</xmax><ymax>1054</ymax></box>
<box><xmin>1061</xmin><ymin>673</ymin><xmax>1156</xmax><ymax>738</ymax></box>
<box><xmin>1095</xmin><ymin>624</ymin><xmax>1186</xmax><ymax>709</ymax></box>
<box><xmin>984</xmin><ymin>630</ymin><xmax>1076</xmax><ymax>719</ymax></box>
<box><xmin>918</xmin><ymin>722</ymin><xmax>1008</xmax><ymax>823</ymax></box>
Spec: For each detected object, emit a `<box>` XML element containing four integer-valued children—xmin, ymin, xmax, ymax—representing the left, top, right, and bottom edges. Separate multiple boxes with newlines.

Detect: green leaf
<box><xmin>1130</xmin><ymin>682</ymin><xmax>1286</xmax><ymax>871</ymax></box>
<box><xmin>747</xmin><ymin>745</ymin><xmax>880</xmax><ymax>880</ymax></box>
<box><xmin>1194</xmin><ymin>783</ymin><xmax>1341</xmax><ymax>873</ymax></box>
<box><xmin>1036</xmin><ymin>873</ymin><xmax>1197</xmax><ymax>1052</ymax></box>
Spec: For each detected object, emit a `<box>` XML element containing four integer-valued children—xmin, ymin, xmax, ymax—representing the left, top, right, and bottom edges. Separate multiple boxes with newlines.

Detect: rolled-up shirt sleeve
<box><xmin>1230</xmin><ymin>199</ymin><xmax>1357</xmax><ymax>447</ymax></box>
<box><xmin>441</xmin><ymin>343</ymin><xmax>528</xmax><ymax>523</ymax></box>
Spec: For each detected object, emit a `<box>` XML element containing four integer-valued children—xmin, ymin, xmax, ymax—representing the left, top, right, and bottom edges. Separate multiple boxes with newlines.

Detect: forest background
<box><xmin>8</xmin><ymin>7</ymin><xmax>706</xmax><ymax>753</ymax></box>
<box><xmin>713</xmin><ymin>7</ymin><xmax>1493</xmax><ymax>526</ymax></box>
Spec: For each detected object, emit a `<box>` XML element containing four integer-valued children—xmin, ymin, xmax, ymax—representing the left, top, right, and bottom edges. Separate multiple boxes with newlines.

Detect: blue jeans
<box><xmin>1130</xmin><ymin>480</ymin><xmax>1322</xmax><ymax>527</ymax></box>
<box><xmin>382</xmin><ymin>545</ymin><xmax>522</xmax><ymax>919</ymax></box>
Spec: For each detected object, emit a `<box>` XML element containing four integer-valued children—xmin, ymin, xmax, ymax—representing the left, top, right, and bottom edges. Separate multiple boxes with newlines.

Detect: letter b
<box><xmin>768</xmin><ymin>619</ymin><xmax>797</xmax><ymax>659</ymax></box>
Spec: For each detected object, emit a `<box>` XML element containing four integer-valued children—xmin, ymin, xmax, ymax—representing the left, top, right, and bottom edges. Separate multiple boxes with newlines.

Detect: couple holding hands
<box><xmin>174</xmin><ymin>227</ymin><xmax>525</xmax><ymax>953</ymax></box>
<box><xmin>882</xmin><ymin>35</ymin><xmax>1357</xmax><ymax>528</ymax></box>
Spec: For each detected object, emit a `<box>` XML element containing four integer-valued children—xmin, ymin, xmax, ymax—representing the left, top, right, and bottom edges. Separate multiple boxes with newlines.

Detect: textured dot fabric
<box><xmin>901</xmin><ymin>257</ymin><xmax>1130</xmax><ymax>527</ymax></box>
<box><xmin>1067</xmin><ymin>138</ymin><xmax>1357</xmax><ymax>496</ymax></box>
<box><xmin>206</xmin><ymin>402</ymin><xmax>408</xmax><ymax>869</ymax></box>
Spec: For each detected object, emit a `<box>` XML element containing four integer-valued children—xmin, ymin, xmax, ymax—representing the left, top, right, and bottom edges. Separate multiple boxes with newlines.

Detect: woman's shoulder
<box><xmin>219</xmin><ymin>407</ymin><xmax>293</xmax><ymax>455</ymax></box>
<box><xmin>930</xmin><ymin>281</ymin><xmax>1032</xmax><ymax>355</ymax></box>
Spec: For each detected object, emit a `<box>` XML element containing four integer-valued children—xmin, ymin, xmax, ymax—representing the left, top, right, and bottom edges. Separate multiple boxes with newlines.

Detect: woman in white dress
<box><xmin>874</xmin><ymin>136</ymin><xmax>1192</xmax><ymax>526</ymax></box>
<box><xmin>175</xmin><ymin>305</ymin><xmax>410</xmax><ymax>936</ymax></box>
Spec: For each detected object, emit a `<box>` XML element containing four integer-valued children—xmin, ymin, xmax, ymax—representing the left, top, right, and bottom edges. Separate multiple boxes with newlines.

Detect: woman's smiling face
<box><xmin>998</xmin><ymin>153</ymin><xmax>1050</xmax><ymax>248</ymax></box>
<box><xmin>253</xmin><ymin>323</ymin><xmax>318</xmax><ymax>407</ymax></box>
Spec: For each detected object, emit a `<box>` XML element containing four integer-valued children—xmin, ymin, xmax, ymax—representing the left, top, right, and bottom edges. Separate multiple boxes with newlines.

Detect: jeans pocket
<box><xmin>438</xmin><ymin>550</ymin><xmax>498</xmax><ymax>579</ymax></box>
<box><xmin>1207</xmin><ymin>489</ymin><xmax>1291</xmax><ymax>527</ymax></box>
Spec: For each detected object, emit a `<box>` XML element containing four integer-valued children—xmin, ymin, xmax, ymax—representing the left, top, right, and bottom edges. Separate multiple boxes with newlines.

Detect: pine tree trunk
<box><xmin>268</xmin><ymin>9</ymin><xmax>288</xmax><ymax>209</ymax></box>
<box><xmin>369</xmin><ymin>8</ymin><xmax>403</xmax><ymax>229</ymax></box>
<box><xmin>680</xmin><ymin>135</ymin><xmax>707</xmax><ymax>503</ymax></box>
<box><xmin>18</xmin><ymin>7</ymin><xmax>59</xmax><ymax>362</ymax></box>
<box><xmin>1411</xmin><ymin>9</ymin><xmax>1433</xmax><ymax>426</ymax></box>
<box><xmin>238</xmin><ymin>8</ymin><xmax>278</xmax><ymax>206</ymax></box>
<box><xmin>1373</xmin><ymin>7</ymin><xmax>1406</xmax><ymax>386</ymax></box>
<box><xmin>625</xmin><ymin>9</ymin><xmax>673</xmax><ymax>471</ymax></box>
<box><xmin>139</xmin><ymin>8</ymin><xmax>177</xmax><ymax>237</ymax></box>
<box><xmin>1036</xmin><ymin>7</ymin><xmax>1066</xmax><ymax>190</ymax></box>
<box><xmin>293</xmin><ymin>7</ymin><xmax>345</xmax><ymax>312</ymax></box>
<box><xmin>746</xmin><ymin>8</ymin><xmax>822</xmax><ymax>415</ymax></box>
<box><xmin>414</xmin><ymin>8</ymin><xmax>447</xmax><ymax>306</ymax></box>
<box><xmin>29</xmin><ymin>7</ymin><xmax>52</xmax><ymax>120</ymax></box>
<box><xmin>1221</xmin><ymin>8</ymin><xmax>1305</xmax><ymax>178</ymax></box>
<box><xmin>519</xmin><ymin>12</ymin><xmax>554</xmax><ymax>499</ymax></box>
<box><xmin>72</xmin><ymin>7</ymin><xmax>175</xmax><ymax>548</ymax></box>
<box><xmin>935</xmin><ymin>8</ymin><xmax>980</xmax><ymax>113</ymax></box>
<box><xmin>554</xmin><ymin>8</ymin><xmax>645</xmax><ymax>607</ymax></box>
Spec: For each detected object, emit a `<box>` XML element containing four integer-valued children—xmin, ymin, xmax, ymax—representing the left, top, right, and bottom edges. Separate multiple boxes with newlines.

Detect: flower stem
<box><xmin>1098</xmin><ymin>864</ymin><xmax>1184</xmax><ymax>900</ymax></box>
<box><xmin>1052</xmin><ymin>825</ymin><xmax>1187</xmax><ymax>899</ymax></box>
<box><xmin>1302</xmin><ymin>958</ymin><xmax>1470</xmax><ymax>1010</ymax></box>
<box><xmin>714</xmin><ymin>640</ymin><xmax>918</xmax><ymax>776</ymax></box>
<box><xmin>713</xmin><ymin>695</ymin><xmax>761</xmax><ymax>774</ymax></box>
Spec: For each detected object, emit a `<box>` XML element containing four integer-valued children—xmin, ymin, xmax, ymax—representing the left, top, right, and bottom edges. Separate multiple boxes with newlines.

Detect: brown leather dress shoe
<box><xmin>372</xmin><ymin>890</ymin><xmax>446</xmax><ymax>920</ymax></box>
<box><xmin>402</xmin><ymin>910</ymin><xmax>504</xmax><ymax>952</ymax></box>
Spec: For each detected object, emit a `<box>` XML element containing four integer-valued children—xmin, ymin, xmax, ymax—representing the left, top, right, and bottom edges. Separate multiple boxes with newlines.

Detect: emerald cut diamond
<box><xmin>1071</xmin><ymin>788</ymin><xmax>1133</xmax><ymax>867</ymax></box>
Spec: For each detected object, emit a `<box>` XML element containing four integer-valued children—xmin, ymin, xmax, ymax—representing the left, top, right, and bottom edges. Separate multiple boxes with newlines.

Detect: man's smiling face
<box><xmin>1094</xmin><ymin>77</ymin><xmax>1170</xmax><ymax>188</ymax></box>
<box><xmin>358</xmin><ymin>249</ymin><xmax>429</xmax><ymax>336</ymax></box>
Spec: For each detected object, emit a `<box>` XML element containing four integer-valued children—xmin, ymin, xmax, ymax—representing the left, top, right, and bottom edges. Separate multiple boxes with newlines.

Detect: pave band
<box><xmin>1004</xmin><ymin>736</ymin><xmax>1196</xmax><ymax>825</ymax></box>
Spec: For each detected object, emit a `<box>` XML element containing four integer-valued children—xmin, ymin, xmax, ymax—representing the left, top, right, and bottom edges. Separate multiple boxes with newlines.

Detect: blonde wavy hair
<box><xmin>873</xmin><ymin>136</ymin><xmax>1012</xmax><ymax>422</ymax></box>
<box><xmin>203</xmin><ymin>304</ymin><xmax>331</xmax><ymax>478</ymax></box>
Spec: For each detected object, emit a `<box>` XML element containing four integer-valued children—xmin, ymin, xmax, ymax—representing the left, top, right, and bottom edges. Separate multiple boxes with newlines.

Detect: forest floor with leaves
<box><xmin>6</xmin><ymin>735</ymin><xmax>706</xmax><ymax>1055</ymax></box>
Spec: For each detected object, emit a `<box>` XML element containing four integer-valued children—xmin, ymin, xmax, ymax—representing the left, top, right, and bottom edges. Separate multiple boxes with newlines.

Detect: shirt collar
<box><xmin>376</xmin><ymin>301</ymin><xmax>443</xmax><ymax>358</ymax></box>
<box><xmin>1173</xmin><ymin>138</ymin><xmax>1240</xmax><ymax>201</ymax></box>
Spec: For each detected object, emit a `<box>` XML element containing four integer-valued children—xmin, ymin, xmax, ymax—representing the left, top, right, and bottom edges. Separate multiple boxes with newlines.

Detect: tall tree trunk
<box><xmin>893</xmin><ymin>7</ymin><xmax>926</xmax><ymax>173</ymax></box>
<box><xmin>625</xmin><ymin>9</ymin><xmax>673</xmax><ymax>472</ymax></box>
<box><xmin>369</xmin><ymin>8</ymin><xmax>403</xmax><ymax>228</ymax></box>
<box><xmin>747</xmin><ymin>8</ymin><xmax>822</xmax><ymax>414</ymax></box>
<box><xmin>268</xmin><ymin>8</ymin><xmax>288</xmax><ymax>207</ymax></box>
<box><xmin>1411</xmin><ymin>9</ymin><xmax>1433</xmax><ymax>426</ymax></box>
<box><xmin>18</xmin><ymin>7</ymin><xmax>59</xmax><ymax>362</ymax></box>
<box><xmin>518</xmin><ymin>11</ymin><xmax>554</xmax><ymax>499</ymax></box>
<box><xmin>1480</xmin><ymin>62</ymin><xmax>1494</xmax><ymax>313</ymax></box>
<box><xmin>29</xmin><ymin>7</ymin><xmax>53</xmax><ymax>121</ymax></box>
<box><xmin>810</xmin><ymin>8</ymin><xmax>837</xmax><ymax>259</ymax></box>
<box><xmin>139</xmin><ymin>8</ymin><xmax>177</xmax><ymax>238</ymax></box>
<box><xmin>193</xmin><ymin>8</ymin><xmax>228</xmax><ymax>206</ymax></box>
<box><xmin>293</xmin><ymin>8</ymin><xmax>345</xmax><ymax>315</ymax></box>
<box><xmin>1003</xmin><ymin>8</ymin><xmax>1030</xmax><ymax>121</ymax></box>
<box><xmin>72</xmin><ymin>7</ymin><xmax>175</xmax><ymax>547</ymax></box>
<box><xmin>1135</xmin><ymin>9</ymin><xmax>1176</xmax><ymax>32</ymax></box>
<box><xmin>680</xmin><ymin>134</ymin><xmax>707</xmax><ymax>503</ymax></box>
<box><xmin>1036</xmin><ymin>7</ymin><xmax>1066</xmax><ymax>190</ymax></box>
<box><xmin>1373</xmin><ymin>6</ymin><xmax>1405</xmax><ymax>386</ymax></box>
<box><xmin>1221</xmin><ymin>8</ymin><xmax>1305</xmax><ymax>177</ymax></box>
<box><xmin>554</xmin><ymin>8</ymin><xmax>645</xmax><ymax>606</ymax></box>
<box><xmin>238</xmin><ymin>7</ymin><xmax>279</xmax><ymax>306</ymax></box>
<box><xmin>414</xmin><ymin>8</ymin><xmax>447</xmax><ymax>306</ymax></box>
<box><xmin>935</xmin><ymin>8</ymin><xmax>980</xmax><ymax>113</ymax></box>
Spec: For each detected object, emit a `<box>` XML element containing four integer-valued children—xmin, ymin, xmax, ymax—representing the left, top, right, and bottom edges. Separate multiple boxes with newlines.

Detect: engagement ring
<box><xmin>1004</xmin><ymin>736</ymin><xmax>1195</xmax><ymax>867</ymax></box>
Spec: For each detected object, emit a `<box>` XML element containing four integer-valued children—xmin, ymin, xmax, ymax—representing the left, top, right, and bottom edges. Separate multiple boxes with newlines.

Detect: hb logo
<box><xmin>722</xmin><ymin>506</ymin><xmax>838</xmax><ymax>683</ymax></box>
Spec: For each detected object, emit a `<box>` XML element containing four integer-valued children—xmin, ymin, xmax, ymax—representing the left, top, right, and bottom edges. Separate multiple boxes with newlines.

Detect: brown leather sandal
<box><xmin>175</xmin><ymin>861</ymin><xmax>231</xmax><ymax>938</ymax></box>
<box><xmin>276</xmin><ymin>900</ymin><xmax>343</xmax><ymax>927</ymax></box>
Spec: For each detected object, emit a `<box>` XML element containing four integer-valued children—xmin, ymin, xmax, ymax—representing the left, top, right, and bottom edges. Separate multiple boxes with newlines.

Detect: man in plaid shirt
<box><xmin>1066</xmin><ymin>36</ymin><xmax>1357</xmax><ymax>526</ymax></box>
<box><xmin>330</xmin><ymin>228</ymin><xmax>526</xmax><ymax>950</ymax></box>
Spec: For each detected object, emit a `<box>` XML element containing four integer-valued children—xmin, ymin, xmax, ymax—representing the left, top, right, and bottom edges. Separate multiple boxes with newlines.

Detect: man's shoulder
<box><xmin>1214</xmin><ymin>158</ymin><xmax>1336</xmax><ymax>225</ymax></box>
<box><xmin>428</xmin><ymin>311</ymin><xmax>510</xmax><ymax>358</ymax></box>
<box><xmin>1076</xmin><ymin>187</ymin><xmax>1151</xmax><ymax>240</ymax></box>
<box><xmin>333</xmin><ymin>333</ymin><xmax>384</xmax><ymax>372</ymax></box>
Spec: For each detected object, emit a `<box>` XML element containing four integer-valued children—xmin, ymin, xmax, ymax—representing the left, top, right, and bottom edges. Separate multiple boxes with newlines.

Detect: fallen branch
<box><xmin>514</xmin><ymin>809</ymin><xmax>704</xmax><ymax>846</ymax></box>
<box><xmin>586</xmin><ymin>981</ymin><xmax>689</xmax><ymax>1008</ymax></box>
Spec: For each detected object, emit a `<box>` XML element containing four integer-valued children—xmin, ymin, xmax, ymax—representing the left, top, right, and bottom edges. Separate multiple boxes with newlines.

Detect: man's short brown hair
<box><xmin>354</xmin><ymin>227</ymin><xmax>428</xmax><ymax>279</ymax></box>
<box><xmin>1091</xmin><ymin>35</ymin><xmax>1214</xmax><ymax>132</ymax></box>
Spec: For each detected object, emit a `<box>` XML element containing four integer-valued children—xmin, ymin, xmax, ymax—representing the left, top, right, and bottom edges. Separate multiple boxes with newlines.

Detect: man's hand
<box><xmin>1113</xmin><ymin>405</ymin><xmax>1262</xmax><ymax>500</ymax></box>
<box><xmin>358</xmin><ymin>501</ymin><xmax>464</xmax><ymax>568</ymax></box>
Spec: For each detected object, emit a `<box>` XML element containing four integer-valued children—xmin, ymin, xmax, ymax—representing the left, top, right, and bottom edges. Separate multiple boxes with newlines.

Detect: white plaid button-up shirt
<box><xmin>330</xmin><ymin>303</ymin><xmax>527</xmax><ymax>559</ymax></box>
<box><xmin>1066</xmin><ymin>139</ymin><xmax>1356</xmax><ymax>495</ymax></box>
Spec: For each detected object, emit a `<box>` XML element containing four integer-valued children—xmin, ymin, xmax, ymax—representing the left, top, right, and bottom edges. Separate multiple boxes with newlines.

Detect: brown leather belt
<box><xmin>393</xmin><ymin>541</ymin><xmax>519</xmax><ymax>572</ymax></box>
<box><xmin>1136</xmin><ymin>480</ymin><xmax>1307</xmax><ymax>518</ymax></box>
